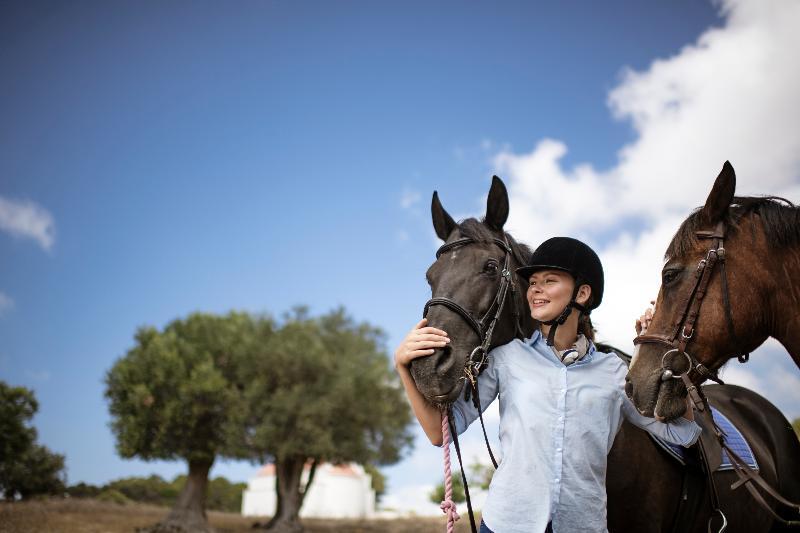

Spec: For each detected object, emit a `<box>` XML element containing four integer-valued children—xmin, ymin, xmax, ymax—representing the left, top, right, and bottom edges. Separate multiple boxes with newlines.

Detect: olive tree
<box><xmin>230</xmin><ymin>308</ymin><xmax>414</xmax><ymax>532</ymax></box>
<box><xmin>105</xmin><ymin>312</ymin><xmax>264</xmax><ymax>532</ymax></box>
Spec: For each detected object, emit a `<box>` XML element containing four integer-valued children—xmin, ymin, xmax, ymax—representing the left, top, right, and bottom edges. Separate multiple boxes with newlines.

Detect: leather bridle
<box><xmin>423</xmin><ymin>236</ymin><xmax>525</xmax><ymax>389</ymax></box>
<box><xmin>633</xmin><ymin>220</ymin><xmax>750</xmax><ymax>407</ymax></box>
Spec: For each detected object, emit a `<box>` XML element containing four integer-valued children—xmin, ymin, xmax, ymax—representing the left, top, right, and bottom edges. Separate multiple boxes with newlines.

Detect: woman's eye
<box><xmin>662</xmin><ymin>270</ymin><xmax>680</xmax><ymax>284</ymax></box>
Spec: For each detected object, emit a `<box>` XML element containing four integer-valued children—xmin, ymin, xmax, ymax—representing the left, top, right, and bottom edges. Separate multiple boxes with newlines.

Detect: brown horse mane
<box><xmin>457</xmin><ymin>218</ymin><xmax>532</xmax><ymax>267</ymax></box>
<box><xmin>665</xmin><ymin>196</ymin><xmax>800</xmax><ymax>259</ymax></box>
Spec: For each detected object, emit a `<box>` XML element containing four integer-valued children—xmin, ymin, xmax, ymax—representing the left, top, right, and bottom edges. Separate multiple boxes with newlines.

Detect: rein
<box><xmin>423</xmin><ymin>234</ymin><xmax>526</xmax><ymax>533</ymax></box>
<box><xmin>633</xmin><ymin>220</ymin><xmax>800</xmax><ymax>529</ymax></box>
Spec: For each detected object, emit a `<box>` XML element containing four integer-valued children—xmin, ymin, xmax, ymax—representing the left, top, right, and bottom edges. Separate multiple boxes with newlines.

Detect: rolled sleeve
<box><xmin>621</xmin><ymin>395</ymin><xmax>702</xmax><ymax>447</ymax></box>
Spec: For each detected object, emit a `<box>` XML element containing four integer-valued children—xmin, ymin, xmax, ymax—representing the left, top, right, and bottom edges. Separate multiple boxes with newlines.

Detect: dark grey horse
<box><xmin>410</xmin><ymin>176</ymin><xmax>800</xmax><ymax>532</ymax></box>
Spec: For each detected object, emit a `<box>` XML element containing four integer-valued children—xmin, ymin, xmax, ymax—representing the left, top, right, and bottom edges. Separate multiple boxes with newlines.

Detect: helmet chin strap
<box><xmin>541</xmin><ymin>282</ymin><xmax>589</xmax><ymax>346</ymax></box>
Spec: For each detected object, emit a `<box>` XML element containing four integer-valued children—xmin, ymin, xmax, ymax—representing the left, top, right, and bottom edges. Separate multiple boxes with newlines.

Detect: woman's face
<box><xmin>527</xmin><ymin>269</ymin><xmax>592</xmax><ymax>322</ymax></box>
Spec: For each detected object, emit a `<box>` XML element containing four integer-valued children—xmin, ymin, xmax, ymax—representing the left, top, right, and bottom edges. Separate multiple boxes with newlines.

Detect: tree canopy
<box><xmin>0</xmin><ymin>381</ymin><xmax>66</xmax><ymax>500</ymax></box>
<box><xmin>229</xmin><ymin>307</ymin><xmax>414</xmax><ymax>531</ymax></box>
<box><xmin>105</xmin><ymin>307</ymin><xmax>412</xmax><ymax>532</ymax></box>
<box><xmin>105</xmin><ymin>311</ymin><xmax>259</xmax><ymax>531</ymax></box>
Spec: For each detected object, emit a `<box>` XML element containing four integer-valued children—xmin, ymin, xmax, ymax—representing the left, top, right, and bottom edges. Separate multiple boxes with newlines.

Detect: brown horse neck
<box><xmin>765</xmin><ymin>244</ymin><xmax>800</xmax><ymax>366</ymax></box>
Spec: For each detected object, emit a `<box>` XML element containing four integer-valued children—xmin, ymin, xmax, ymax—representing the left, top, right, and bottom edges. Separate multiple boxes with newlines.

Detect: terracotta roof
<box><xmin>255</xmin><ymin>462</ymin><xmax>362</xmax><ymax>478</ymax></box>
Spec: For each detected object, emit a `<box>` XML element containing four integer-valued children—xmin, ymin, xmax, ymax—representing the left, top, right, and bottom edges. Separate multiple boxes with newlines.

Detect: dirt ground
<box><xmin>0</xmin><ymin>498</ymin><xmax>476</xmax><ymax>533</ymax></box>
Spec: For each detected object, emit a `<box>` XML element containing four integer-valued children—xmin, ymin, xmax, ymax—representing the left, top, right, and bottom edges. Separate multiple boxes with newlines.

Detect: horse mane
<box><xmin>457</xmin><ymin>218</ymin><xmax>531</xmax><ymax>267</ymax></box>
<box><xmin>665</xmin><ymin>196</ymin><xmax>800</xmax><ymax>259</ymax></box>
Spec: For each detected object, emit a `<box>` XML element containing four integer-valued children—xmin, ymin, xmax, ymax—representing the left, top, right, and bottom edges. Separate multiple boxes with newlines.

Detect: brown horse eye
<box><xmin>662</xmin><ymin>270</ymin><xmax>680</xmax><ymax>284</ymax></box>
<box><xmin>484</xmin><ymin>260</ymin><xmax>499</xmax><ymax>273</ymax></box>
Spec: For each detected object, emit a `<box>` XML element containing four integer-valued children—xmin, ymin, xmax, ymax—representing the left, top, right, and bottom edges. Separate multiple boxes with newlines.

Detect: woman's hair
<box><xmin>578</xmin><ymin>314</ymin><xmax>596</xmax><ymax>342</ymax></box>
<box><xmin>577</xmin><ymin>284</ymin><xmax>596</xmax><ymax>341</ymax></box>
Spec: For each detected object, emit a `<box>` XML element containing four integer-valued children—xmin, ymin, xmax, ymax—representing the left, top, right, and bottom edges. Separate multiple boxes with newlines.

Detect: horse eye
<box><xmin>662</xmin><ymin>269</ymin><xmax>680</xmax><ymax>285</ymax></box>
<box><xmin>484</xmin><ymin>260</ymin><xmax>499</xmax><ymax>274</ymax></box>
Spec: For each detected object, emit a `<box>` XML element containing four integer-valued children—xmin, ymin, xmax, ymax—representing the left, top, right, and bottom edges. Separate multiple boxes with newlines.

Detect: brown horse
<box><xmin>412</xmin><ymin>176</ymin><xmax>800</xmax><ymax>532</ymax></box>
<box><xmin>626</xmin><ymin>161</ymin><xmax>800</xmax><ymax>421</ymax></box>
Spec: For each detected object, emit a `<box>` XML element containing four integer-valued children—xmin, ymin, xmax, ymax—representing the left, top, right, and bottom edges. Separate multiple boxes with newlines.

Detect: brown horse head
<box><xmin>626</xmin><ymin>161</ymin><xmax>800</xmax><ymax>420</ymax></box>
<box><xmin>409</xmin><ymin>176</ymin><xmax>534</xmax><ymax>406</ymax></box>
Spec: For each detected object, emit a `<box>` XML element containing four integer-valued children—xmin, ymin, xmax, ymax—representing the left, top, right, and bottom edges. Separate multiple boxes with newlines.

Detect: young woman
<box><xmin>394</xmin><ymin>237</ymin><xmax>699</xmax><ymax>533</ymax></box>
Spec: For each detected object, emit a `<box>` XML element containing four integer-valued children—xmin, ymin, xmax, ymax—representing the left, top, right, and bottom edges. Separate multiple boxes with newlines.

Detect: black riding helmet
<box><xmin>516</xmin><ymin>237</ymin><xmax>604</xmax><ymax>345</ymax></box>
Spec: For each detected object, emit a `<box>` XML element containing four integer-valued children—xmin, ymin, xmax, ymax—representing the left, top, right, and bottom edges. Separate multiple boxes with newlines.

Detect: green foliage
<box><xmin>429</xmin><ymin>471</ymin><xmax>466</xmax><ymax>505</ymax></box>
<box><xmin>793</xmin><ymin>418</ymin><xmax>800</xmax><ymax>440</ymax></box>
<box><xmin>66</xmin><ymin>482</ymin><xmax>102</xmax><ymax>499</ymax></box>
<box><xmin>0</xmin><ymin>381</ymin><xmax>67</xmax><ymax>500</ymax></box>
<box><xmin>96</xmin><ymin>488</ymin><xmax>131</xmax><ymax>505</ymax></box>
<box><xmin>231</xmin><ymin>307</ymin><xmax>414</xmax><ymax>468</ymax></box>
<box><xmin>66</xmin><ymin>474</ymin><xmax>245</xmax><ymax>512</ymax></box>
<box><xmin>106</xmin><ymin>475</ymin><xmax>178</xmax><ymax>505</ymax></box>
<box><xmin>363</xmin><ymin>463</ymin><xmax>386</xmax><ymax>502</ymax></box>
<box><xmin>104</xmin><ymin>312</ymin><xmax>259</xmax><ymax>464</ymax></box>
<box><xmin>468</xmin><ymin>460</ymin><xmax>494</xmax><ymax>491</ymax></box>
<box><xmin>205</xmin><ymin>476</ymin><xmax>247</xmax><ymax>513</ymax></box>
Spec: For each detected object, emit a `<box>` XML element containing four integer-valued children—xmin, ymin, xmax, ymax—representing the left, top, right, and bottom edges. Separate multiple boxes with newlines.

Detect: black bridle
<box><xmin>423</xmin><ymin>236</ymin><xmax>525</xmax><ymax>389</ymax></box>
<box><xmin>633</xmin><ymin>219</ymin><xmax>800</xmax><ymax>530</ymax></box>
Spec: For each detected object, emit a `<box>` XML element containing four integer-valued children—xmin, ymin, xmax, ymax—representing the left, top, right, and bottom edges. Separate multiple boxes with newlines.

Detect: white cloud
<box><xmin>400</xmin><ymin>188</ymin><xmax>421</xmax><ymax>210</ymax></box>
<box><xmin>494</xmin><ymin>0</ymin><xmax>800</xmax><ymax>353</ymax></box>
<box><xmin>0</xmin><ymin>196</ymin><xmax>56</xmax><ymax>251</ymax></box>
<box><xmin>0</xmin><ymin>292</ymin><xmax>13</xmax><ymax>316</ymax></box>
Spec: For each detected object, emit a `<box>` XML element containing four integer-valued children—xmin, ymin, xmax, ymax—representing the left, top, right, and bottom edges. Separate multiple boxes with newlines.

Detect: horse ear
<box><xmin>485</xmin><ymin>176</ymin><xmax>509</xmax><ymax>231</ymax></box>
<box><xmin>431</xmin><ymin>191</ymin><xmax>457</xmax><ymax>241</ymax></box>
<box><xmin>700</xmin><ymin>161</ymin><xmax>736</xmax><ymax>225</ymax></box>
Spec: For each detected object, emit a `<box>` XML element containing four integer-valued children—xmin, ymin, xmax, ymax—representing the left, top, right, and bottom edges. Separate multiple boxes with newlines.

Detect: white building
<box><xmin>241</xmin><ymin>462</ymin><xmax>376</xmax><ymax>519</ymax></box>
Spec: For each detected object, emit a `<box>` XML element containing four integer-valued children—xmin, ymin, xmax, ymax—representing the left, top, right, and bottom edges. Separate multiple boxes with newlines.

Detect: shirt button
<box><xmin>557</xmin><ymin>447</ymin><xmax>562</xmax><ymax>452</ymax></box>
<box><xmin>558</xmin><ymin>416</ymin><xmax>563</xmax><ymax>421</ymax></box>
<box><xmin>555</xmin><ymin>478</ymin><xmax>560</xmax><ymax>483</ymax></box>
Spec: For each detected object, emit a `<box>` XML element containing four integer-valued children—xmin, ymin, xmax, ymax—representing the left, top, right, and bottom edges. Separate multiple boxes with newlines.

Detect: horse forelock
<box><xmin>458</xmin><ymin>218</ymin><xmax>531</xmax><ymax>267</ymax></box>
<box><xmin>664</xmin><ymin>196</ymin><xmax>800</xmax><ymax>261</ymax></box>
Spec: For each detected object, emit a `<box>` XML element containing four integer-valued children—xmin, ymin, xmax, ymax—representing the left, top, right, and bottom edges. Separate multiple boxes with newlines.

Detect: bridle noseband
<box><xmin>423</xmin><ymin>235</ymin><xmax>525</xmax><ymax>388</ymax></box>
<box><xmin>633</xmin><ymin>220</ymin><xmax>750</xmax><ymax>407</ymax></box>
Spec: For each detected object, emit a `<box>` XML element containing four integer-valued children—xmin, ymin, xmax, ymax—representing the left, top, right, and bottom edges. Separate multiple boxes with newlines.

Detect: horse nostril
<box><xmin>624</xmin><ymin>379</ymin><xmax>634</xmax><ymax>400</ymax></box>
<box><xmin>434</xmin><ymin>345</ymin><xmax>454</xmax><ymax>376</ymax></box>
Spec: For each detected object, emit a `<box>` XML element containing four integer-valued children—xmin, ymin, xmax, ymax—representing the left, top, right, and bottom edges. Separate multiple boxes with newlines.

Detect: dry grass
<box><xmin>0</xmin><ymin>498</ymin><xmax>476</xmax><ymax>533</ymax></box>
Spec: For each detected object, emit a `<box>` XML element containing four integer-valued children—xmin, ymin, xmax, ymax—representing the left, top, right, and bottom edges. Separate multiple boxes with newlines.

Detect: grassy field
<box><xmin>0</xmin><ymin>498</ymin><xmax>477</xmax><ymax>533</ymax></box>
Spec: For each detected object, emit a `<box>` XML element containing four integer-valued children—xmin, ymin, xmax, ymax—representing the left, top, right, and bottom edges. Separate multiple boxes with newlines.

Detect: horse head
<box><xmin>626</xmin><ymin>161</ymin><xmax>775</xmax><ymax>420</ymax></box>
<box><xmin>409</xmin><ymin>176</ymin><xmax>534</xmax><ymax>406</ymax></box>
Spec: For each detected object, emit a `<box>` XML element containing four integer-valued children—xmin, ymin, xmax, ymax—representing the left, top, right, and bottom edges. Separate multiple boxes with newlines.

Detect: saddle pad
<box><xmin>649</xmin><ymin>407</ymin><xmax>759</xmax><ymax>472</ymax></box>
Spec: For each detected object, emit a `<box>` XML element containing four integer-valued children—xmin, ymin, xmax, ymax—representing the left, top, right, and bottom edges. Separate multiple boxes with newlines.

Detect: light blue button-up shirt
<box><xmin>451</xmin><ymin>329</ymin><xmax>701</xmax><ymax>533</ymax></box>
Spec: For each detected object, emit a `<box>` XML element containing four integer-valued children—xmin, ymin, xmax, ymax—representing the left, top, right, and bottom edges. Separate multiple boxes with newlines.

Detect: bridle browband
<box><xmin>633</xmin><ymin>220</ymin><xmax>749</xmax><ymax>405</ymax></box>
<box><xmin>423</xmin><ymin>236</ymin><xmax>526</xmax><ymax>388</ymax></box>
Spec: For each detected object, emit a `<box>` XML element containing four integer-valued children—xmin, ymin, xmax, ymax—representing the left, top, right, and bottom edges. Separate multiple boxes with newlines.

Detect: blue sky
<box><xmin>3</xmin><ymin>0</ymin><xmax>799</xmax><ymax>515</ymax></box>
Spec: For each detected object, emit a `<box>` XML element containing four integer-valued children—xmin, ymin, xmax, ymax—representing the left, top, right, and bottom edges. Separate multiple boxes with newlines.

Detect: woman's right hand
<box><xmin>635</xmin><ymin>300</ymin><xmax>656</xmax><ymax>335</ymax></box>
<box><xmin>394</xmin><ymin>318</ymin><xmax>450</xmax><ymax>369</ymax></box>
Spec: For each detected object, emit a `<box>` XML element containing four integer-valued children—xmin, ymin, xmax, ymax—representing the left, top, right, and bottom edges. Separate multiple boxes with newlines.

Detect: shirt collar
<box><xmin>526</xmin><ymin>328</ymin><xmax>598</xmax><ymax>363</ymax></box>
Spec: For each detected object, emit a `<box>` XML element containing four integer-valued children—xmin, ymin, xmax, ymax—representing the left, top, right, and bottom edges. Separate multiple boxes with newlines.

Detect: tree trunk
<box><xmin>265</xmin><ymin>456</ymin><xmax>311</xmax><ymax>533</ymax></box>
<box><xmin>142</xmin><ymin>458</ymin><xmax>215</xmax><ymax>533</ymax></box>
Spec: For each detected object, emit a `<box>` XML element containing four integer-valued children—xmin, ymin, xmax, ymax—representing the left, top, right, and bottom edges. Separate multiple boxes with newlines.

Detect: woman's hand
<box><xmin>635</xmin><ymin>300</ymin><xmax>656</xmax><ymax>335</ymax></box>
<box><xmin>394</xmin><ymin>318</ymin><xmax>450</xmax><ymax>369</ymax></box>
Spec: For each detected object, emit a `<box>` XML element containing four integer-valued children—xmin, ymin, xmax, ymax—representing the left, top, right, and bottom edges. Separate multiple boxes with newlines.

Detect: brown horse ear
<box><xmin>431</xmin><ymin>191</ymin><xmax>457</xmax><ymax>241</ymax></box>
<box><xmin>485</xmin><ymin>175</ymin><xmax>509</xmax><ymax>231</ymax></box>
<box><xmin>700</xmin><ymin>161</ymin><xmax>736</xmax><ymax>225</ymax></box>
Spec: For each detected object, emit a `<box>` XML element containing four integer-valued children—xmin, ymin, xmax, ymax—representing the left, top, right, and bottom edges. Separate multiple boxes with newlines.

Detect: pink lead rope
<box><xmin>441</xmin><ymin>411</ymin><xmax>461</xmax><ymax>532</ymax></box>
